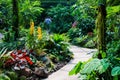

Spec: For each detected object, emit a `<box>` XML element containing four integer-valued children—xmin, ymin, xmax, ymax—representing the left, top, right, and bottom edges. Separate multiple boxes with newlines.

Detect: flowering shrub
<box><xmin>25</xmin><ymin>20</ymin><xmax>47</xmax><ymax>56</ymax></box>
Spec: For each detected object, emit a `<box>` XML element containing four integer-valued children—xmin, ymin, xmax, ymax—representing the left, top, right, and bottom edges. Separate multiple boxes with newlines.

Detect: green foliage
<box><xmin>19</xmin><ymin>0</ymin><xmax>44</xmax><ymax>27</ymax></box>
<box><xmin>77</xmin><ymin>17</ymin><xmax>95</xmax><ymax>35</ymax></box>
<box><xmin>67</xmin><ymin>28</ymin><xmax>82</xmax><ymax>40</ymax></box>
<box><xmin>106</xmin><ymin>40</ymin><xmax>120</xmax><ymax>66</ymax></box>
<box><xmin>67</xmin><ymin>0</ymin><xmax>97</xmax><ymax>48</ymax></box>
<box><xmin>69</xmin><ymin>62</ymin><xmax>82</xmax><ymax>75</ymax></box>
<box><xmin>0</xmin><ymin>0</ymin><xmax>12</xmax><ymax>29</ymax></box>
<box><xmin>0</xmin><ymin>27</ymin><xmax>26</xmax><ymax>50</ymax></box>
<box><xmin>52</xmin><ymin>34</ymin><xmax>70</xmax><ymax>43</ymax></box>
<box><xmin>24</xmin><ymin>24</ymin><xmax>73</xmax><ymax>61</ymax></box>
<box><xmin>46</xmin><ymin>4</ymin><xmax>73</xmax><ymax>33</ymax></box>
<box><xmin>2</xmin><ymin>28</ymin><xmax>15</xmax><ymax>42</ymax></box>
<box><xmin>0</xmin><ymin>0</ymin><xmax>43</xmax><ymax>29</ymax></box>
<box><xmin>0</xmin><ymin>40</ymin><xmax>25</xmax><ymax>51</ymax></box>
<box><xmin>0</xmin><ymin>74</ymin><xmax>10</xmax><ymax>80</ymax></box>
<box><xmin>71</xmin><ymin>0</ymin><xmax>96</xmax><ymax>35</ymax></box>
<box><xmin>6</xmin><ymin>71</ymin><xmax>18</xmax><ymax>80</ymax></box>
<box><xmin>25</xmin><ymin>32</ymin><xmax>35</xmax><ymax>50</ymax></box>
<box><xmin>68</xmin><ymin>0</ymin><xmax>120</xmax><ymax>80</ymax></box>
<box><xmin>25</xmin><ymin>27</ymin><xmax>47</xmax><ymax>56</ymax></box>
<box><xmin>106</xmin><ymin>5</ymin><xmax>120</xmax><ymax>42</ymax></box>
<box><xmin>81</xmin><ymin>59</ymin><xmax>110</xmax><ymax>74</ymax></box>
<box><xmin>69</xmin><ymin>58</ymin><xmax>110</xmax><ymax>79</ymax></box>
<box><xmin>0</xmin><ymin>47</ymin><xmax>7</xmax><ymax>58</ymax></box>
<box><xmin>45</xmin><ymin>33</ymin><xmax>73</xmax><ymax>61</ymax></box>
<box><xmin>107</xmin><ymin>0</ymin><xmax>120</xmax><ymax>6</ymax></box>
<box><xmin>84</xmin><ymin>40</ymin><xmax>96</xmax><ymax>48</ymax></box>
<box><xmin>0</xmin><ymin>48</ymin><xmax>8</xmax><ymax>67</ymax></box>
<box><xmin>107</xmin><ymin>5</ymin><xmax>120</xmax><ymax>18</ymax></box>
<box><xmin>70</xmin><ymin>40</ymin><xmax>120</xmax><ymax>79</ymax></box>
<box><xmin>111</xmin><ymin>67</ymin><xmax>120</xmax><ymax>76</ymax></box>
<box><xmin>67</xmin><ymin>29</ymin><xmax>96</xmax><ymax>48</ymax></box>
<box><xmin>71</xmin><ymin>35</ymin><xmax>88</xmax><ymax>46</ymax></box>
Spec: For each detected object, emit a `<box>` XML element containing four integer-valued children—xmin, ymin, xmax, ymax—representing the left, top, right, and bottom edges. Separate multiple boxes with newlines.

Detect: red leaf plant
<box><xmin>4</xmin><ymin>49</ymin><xmax>33</xmax><ymax>70</ymax></box>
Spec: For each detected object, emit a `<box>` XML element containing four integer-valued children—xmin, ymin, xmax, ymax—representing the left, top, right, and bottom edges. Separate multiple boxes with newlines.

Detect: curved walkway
<box><xmin>43</xmin><ymin>45</ymin><xmax>97</xmax><ymax>80</ymax></box>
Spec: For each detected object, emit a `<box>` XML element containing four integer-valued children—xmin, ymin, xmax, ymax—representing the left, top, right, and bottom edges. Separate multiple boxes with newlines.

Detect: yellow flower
<box><xmin>37</xmin><ymin>27</ymin><xmax>42</xmax><ymax>40</ymax></box>
<box><xmin>30</xmin><ymin>21</ymin><xmax>34</xmax><ymax>35</ymax></box>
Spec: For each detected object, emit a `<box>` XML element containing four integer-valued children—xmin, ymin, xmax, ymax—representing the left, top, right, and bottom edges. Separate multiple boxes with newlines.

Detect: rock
<box><xmin>19</xmin><ymin>76</ymin><xmax>26</xmax><ymax>80</ymax></box>
<box><xmin>20</xmin><ymin>68</ymin><xmax>32</xmax><ymax>77</ymax></box>
<box><xmin>33</xmin><ymin>67</ymin><xmax>48</xmax><ymax>78</ymax></box>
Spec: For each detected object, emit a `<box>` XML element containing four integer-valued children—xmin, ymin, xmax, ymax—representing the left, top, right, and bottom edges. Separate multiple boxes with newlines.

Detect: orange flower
<box><xmin>30</xmin><ymin>21</ymin><xmax>34</xmax><ymax>35</ymax></box>
<box><xmin>37</xmin><ymin>27</ymin><xmax>42</xmax><ymax>40</ymax></box>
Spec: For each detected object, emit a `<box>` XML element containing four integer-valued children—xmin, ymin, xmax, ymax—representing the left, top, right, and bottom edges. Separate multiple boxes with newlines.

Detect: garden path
<box><xmin>43</xmin><ymin>45</ymin><xmax>97</xmax><ymax>80</ymax></box>
<box><xmin>0</xmin><ymin>33</ymin><xmax>3</xmax><ymax>39</ymax></box>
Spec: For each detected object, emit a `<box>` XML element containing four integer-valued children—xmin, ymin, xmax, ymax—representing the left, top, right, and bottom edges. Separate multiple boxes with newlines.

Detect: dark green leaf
<box><xmin>111</xmin><ymin>67</ymin><xmax>120</xmax><ymax>76</ymax></box>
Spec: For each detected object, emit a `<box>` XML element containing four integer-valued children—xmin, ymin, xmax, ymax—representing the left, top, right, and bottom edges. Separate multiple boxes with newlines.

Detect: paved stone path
<box><xmin>43</xmin><ymin>45</ymin><xmax>97</xmax><ymax>80</ymax></box>
<box><xmin>0</xmin><ymin>33</ymin><xmax>3</xmax><ymax>39</ymax></box>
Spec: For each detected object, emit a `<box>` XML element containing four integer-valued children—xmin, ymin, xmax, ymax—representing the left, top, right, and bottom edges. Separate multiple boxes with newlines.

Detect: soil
<box><xmin>25</xmin><ymin>61</ymin><xmax>69</xmax><ymax>80</ymax></box>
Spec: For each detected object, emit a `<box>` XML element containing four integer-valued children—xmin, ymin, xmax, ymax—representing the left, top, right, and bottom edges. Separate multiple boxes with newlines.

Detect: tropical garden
<box><xmin>0</xmin><ymin>0</ymin><xmax>120</xmax><ymax>80</ymax></box>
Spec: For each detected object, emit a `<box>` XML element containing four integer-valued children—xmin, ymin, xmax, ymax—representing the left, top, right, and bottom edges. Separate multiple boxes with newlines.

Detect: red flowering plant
<box><xmin>4</xmin><ymin>49</ymin><xmax>33</xmax><ymax>70</ymax></box>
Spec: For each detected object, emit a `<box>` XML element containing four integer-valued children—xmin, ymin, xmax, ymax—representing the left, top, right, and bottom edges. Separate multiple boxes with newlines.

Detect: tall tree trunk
<box><xmin>12</xmin><ymin>0</ymin><xmax>19</xmax><ymax>40</ymax></box>
<box><xmin>96</xmin><ymin>0</ymin><xmax>106</xmax><ymax>59</ymax></box>
<box><xmin>96</xmin><ymin>1</ymin><xmax>107</xmax><ymax>79</ymax></box>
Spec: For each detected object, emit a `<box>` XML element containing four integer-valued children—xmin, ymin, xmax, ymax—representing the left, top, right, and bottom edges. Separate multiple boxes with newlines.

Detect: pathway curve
<box><xmin>43</xmin><ymin>45</ymin><xmax>97</xmax><ymax>80</ymax></box>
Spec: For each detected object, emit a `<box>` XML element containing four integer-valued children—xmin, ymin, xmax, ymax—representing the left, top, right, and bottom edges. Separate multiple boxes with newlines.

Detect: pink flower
<box><xmin>72</xmin><ymin>21</ymin><xmax>78</xmax><ymax>28</ymax></box>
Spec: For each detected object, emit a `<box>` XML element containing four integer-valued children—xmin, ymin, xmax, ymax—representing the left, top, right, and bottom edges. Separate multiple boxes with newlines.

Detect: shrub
<box><xmin>19</xmin><ymin>0</ymin><xmax>44</xmax><ymax>27</ymax></box>
<box><xmin>45</xmin><ymin>34</ymin><xmax>73</xmax><ymax>61</ymax></box>
<box><xmin>0</xmin><ymin>0</ymin><xmax>12</xmax><ymax>29</ymax></box>
<box><xmin>67</xmin><ymin>28</ymin><xmax>82</xmax><ymax>40</ymax></box>
<box><xmin>46</xmin><ymin>4</ymin><xmax>74</xmax><ymax>33</ymax></box>
<box><xmin>71</xmin><ymin>0</ymin><xmax>96</xmax><ymax>35</ymax></box>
